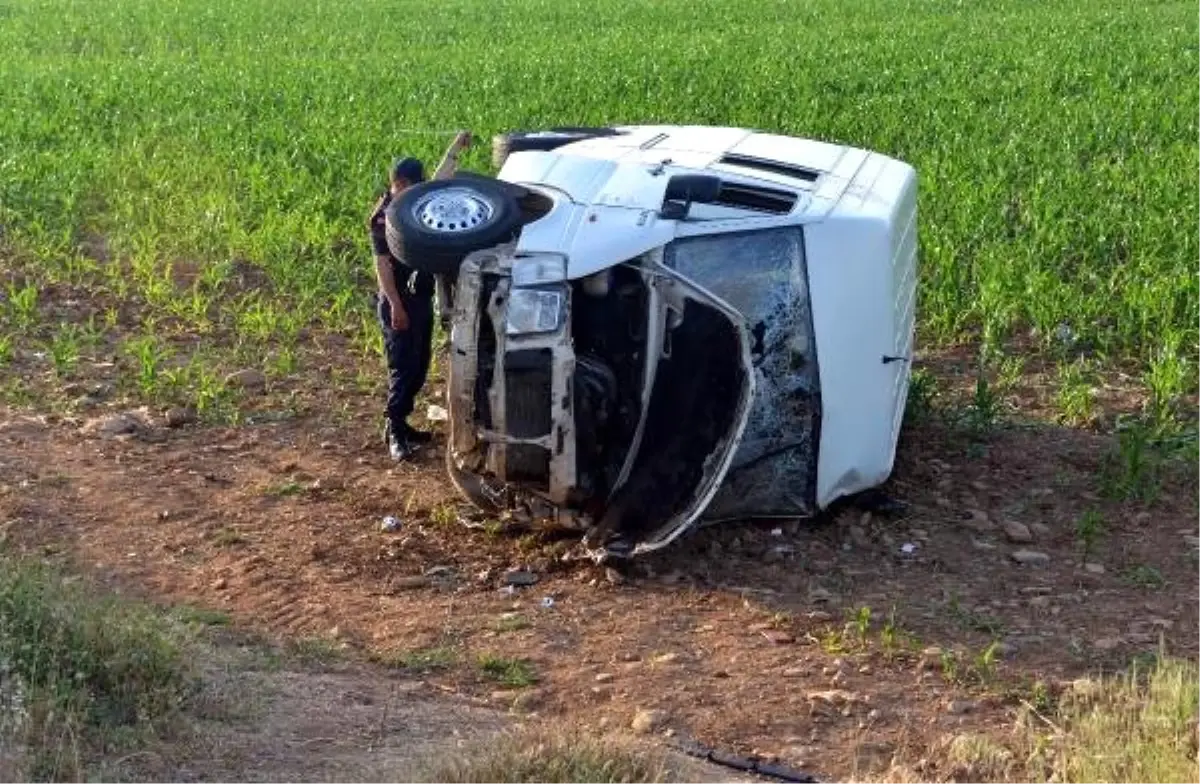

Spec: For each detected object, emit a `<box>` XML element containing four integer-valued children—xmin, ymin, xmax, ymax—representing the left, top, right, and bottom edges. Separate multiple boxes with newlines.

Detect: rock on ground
<box><xmin>81</xmin><ymin>409</ymin><xmax>154</xmax><ymax>437</ymax></box>
<box><xmin>503</xmin><ymin>570</ymin><xmax>539</xmax><ymax>587</ymax></box>
<box><xmin>631</xmin><ymin>708</ymin><xmax>668</xmax><ymax>734</ymax></box>
<box><xmin>1002</xmin><ymin>520</ymin><xmax>1034</xmax><ymax>543</ymax></box>
<box><xmin>225</xmin><ymin>368</ymin><xmax>266</xmax><ymax>390</ymax></box>
<box><xmin>164</xmin><ymin>407</ymin><xmax>198</xmax><ymax>428</ymax></box>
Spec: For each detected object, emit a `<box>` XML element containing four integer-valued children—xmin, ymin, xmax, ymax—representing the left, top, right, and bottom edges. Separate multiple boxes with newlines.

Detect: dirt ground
<box><xmin>92</xmin><ymin>650</ymin><xmax>741</xmax><ymax>783</ymax></box>
<box><xmin>0</xmin><ymin>342</ymin><xmax>1197</xmax><ymax>781</ymax></box>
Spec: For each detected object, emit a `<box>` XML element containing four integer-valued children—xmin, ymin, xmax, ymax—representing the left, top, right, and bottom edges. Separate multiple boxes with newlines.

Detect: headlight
<box><xmin>511</xmin><ymin>255</ymin><xmax>567</xmax><ymax>287</ymax></box>
<box><xmin>506</xmin><ymin>289</ymin><xmax>565</xmax><ymax>336</ymax></box>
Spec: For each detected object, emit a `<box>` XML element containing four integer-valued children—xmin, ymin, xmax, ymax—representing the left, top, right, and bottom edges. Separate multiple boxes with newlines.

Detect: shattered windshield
<box><xmin>664</xmin><ymin>228</ymin><xmax>821</xmax><ymax>519</ymax></box>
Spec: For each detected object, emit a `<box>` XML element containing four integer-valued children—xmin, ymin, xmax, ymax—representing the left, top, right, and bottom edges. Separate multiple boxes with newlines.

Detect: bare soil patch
<box><xmin>1</xmin><ymin>348</ymin><xmax>1195</xmax><ymax>782</ymax></box>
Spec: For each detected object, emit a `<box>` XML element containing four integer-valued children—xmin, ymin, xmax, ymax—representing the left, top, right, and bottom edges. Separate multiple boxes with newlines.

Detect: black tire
<box><xmin>492</xmin><ymin>126</ymin><xmax>623</xmax><ymax>169</ymax></box>
<box><xmin>384</xmin><ymin>176</ymin><xmax>522</xmax><ymax>276</ymax></box>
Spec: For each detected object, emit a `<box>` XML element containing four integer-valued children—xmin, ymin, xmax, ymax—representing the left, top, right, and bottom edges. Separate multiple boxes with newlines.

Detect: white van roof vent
<box><xmin>718</xmin><ymin>153</ymin><xmax>821</xmax><ymax>184</ymax></box>
<box><xmin>714</xmin><ymin>182</ymin><xmax>798</xmax><ymax>214</ymax></box>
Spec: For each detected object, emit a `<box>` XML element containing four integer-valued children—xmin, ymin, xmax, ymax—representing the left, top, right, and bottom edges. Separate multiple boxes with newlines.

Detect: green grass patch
<box><xmin>170</xmin><ymin>606</ymin><xmax>233</xmax><ymax>627</ymax></box>
<box><xmin>901</xmin><ymin>656</ymin><xmax>1200</xmax><ymax>782</ymax></box>
<box><xmin>1037</xmin><ymin>656</ymin><xmax>1199</xmax><ymax>783</ymax></box>
<box><xmin>1120</xmin><ymin>564</ymin><xmax>1166</xmax><ymax>590</ymax></box>
<box><xmin>947</xmin><ymin>595</ymin><xmax>1007</xmax><ymax>638</ymax></box>
<box><xmin>373</xmin><ymin>645</ymin><xmax>457</xmax><ymax>673</ymax></box>
<box><xmin>4</xmin><ymin>282</ymin><xmax>39</xmax><ymax>331</ymax></box>
<box><xmin>284</xmin><ymin>636</ymin><xmax>344</xmax><ymax>666</ymax></box>
<box><xmin>210</xmin><ymin>527</ymin><xmax>247</xmax><ymax>548</ymax></box>
<box><xmin>268</xmin><ymin>480</ymin><xmax>305</xmax><ymax>497</ymax></box>
<box><xmin>47</xmin><ymin>324</ymin><xmax>81</xmax><ymax>378</ymax></box>
<box><xmin>1055</xmin><ymin>359</ymin><xmax>1098</xmax><ymax>427</ymax></box>
<box><xmin>478</xmin><ymin>655</ymin><xmax>538</xmax><ymax>688</ymax></box>
<box><xmin>1074</xmin><ymin>509</ymin><xmax>1106</xmax><ymax>563</ymax></box>
<box><xmin>0</xmin><ymin>0</ymin><xmax>1193</xmax><ymax>423</ymax></box>
<box><xmin>0</xmin><ymin>553</ymin><xmax>196</xmax><ymax>781</ymax></box>
<box><xmin>492</xmin><ymin>613</ymin><xmax>532</xmax><ymax>633</ymax></box>
<box><xmin>1099</xmin><ymin>415</ymin><xmax>1198</xmax><ymax>503</ymax></box>
<box><xmin>428</xmin><ymin>502</ymin><xmax>459</xmax><ymax>528</ymax></box>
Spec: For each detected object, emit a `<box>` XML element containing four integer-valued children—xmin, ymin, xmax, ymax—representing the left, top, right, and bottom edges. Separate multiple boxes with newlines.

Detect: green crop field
<box><xmin>1</xmin><ymin>5</ymin><xmax>1198</xmax><ymax>779</ymax></box>
<box><xmin>0</xmin><ymin>0</ymin><xmax>1196</xmax><ymax>425</ymax></box>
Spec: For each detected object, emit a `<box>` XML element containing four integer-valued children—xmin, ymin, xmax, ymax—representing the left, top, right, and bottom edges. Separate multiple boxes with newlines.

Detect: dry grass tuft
<box><xmin>1048</xmin><ymin>656</ymin><xmax>1199</xmax><ymax>783</ymax></box>
<box><xmin>874</xmin><ymin>654</ymin><xmax>1199</xmax><ymax>783</ymax></box>
<box><xmin>416</xmin><ymin>723</ymin><xmax>674</xmax><ymax>783</ymax></box>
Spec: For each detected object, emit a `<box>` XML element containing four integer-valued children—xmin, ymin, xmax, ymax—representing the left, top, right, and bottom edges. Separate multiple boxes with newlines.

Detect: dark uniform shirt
<box><xmin>369</xmin><ymin>191</ymin><xmax>435</xmax><ymax>299</ymax></box>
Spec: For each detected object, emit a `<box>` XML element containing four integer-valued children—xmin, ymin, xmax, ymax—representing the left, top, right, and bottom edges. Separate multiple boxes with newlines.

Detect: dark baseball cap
<box><xmin>391</xmin><ymin>156</ymin><xmax>425</xmax><ymax>184</ymax></box>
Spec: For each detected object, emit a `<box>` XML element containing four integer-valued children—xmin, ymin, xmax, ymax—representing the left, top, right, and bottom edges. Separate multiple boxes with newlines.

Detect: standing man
<box><xmin>368</xmin><ymin>130</ymin><xmax>472</xmax><ymax>461</ymax></box>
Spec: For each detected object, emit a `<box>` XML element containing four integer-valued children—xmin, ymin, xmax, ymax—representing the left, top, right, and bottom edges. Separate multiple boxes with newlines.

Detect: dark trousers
<box><xmin>377</xmin><ymin>292</ymin><xmax>434</xmax><ymax>427</ymax></box>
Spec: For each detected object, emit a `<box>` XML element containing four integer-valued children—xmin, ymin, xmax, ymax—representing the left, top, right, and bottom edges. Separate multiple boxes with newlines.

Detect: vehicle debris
<box><xmin>504</xmin><ymin>569</ymin><xmax>539</xmax><ymax>587</ymax></box>
<box><xmin>603</xmin><ymin>566</ymin><xmax>625</xmax><ymax>584</ymax></box>
<box><xmin>389</xmin><ymin>575</ymin><xmax>430</xmax><ymax>591</ymax></box>
<box><xmin>668</xmin><ymin>735</ymin><xmax>818</xmax><ymax>783</ymax></box>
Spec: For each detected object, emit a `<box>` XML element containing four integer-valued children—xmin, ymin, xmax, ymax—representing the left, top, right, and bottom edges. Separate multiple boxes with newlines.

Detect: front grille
<box><xmin>504</xmin><ymin>349</ymin><xmax>553</xmax><ymax>439</ymax></box>
<box><xmin>501</xmin><ymin>348</ymin><xmax>553</xmax><ymax>487</ymax></box>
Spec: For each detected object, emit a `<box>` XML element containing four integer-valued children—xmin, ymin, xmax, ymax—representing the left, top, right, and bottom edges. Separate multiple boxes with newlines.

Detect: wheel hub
<box><xmin>413</xmin><ymin>188</ymin><xmax>495</xmax><ymax>233</ymax></box>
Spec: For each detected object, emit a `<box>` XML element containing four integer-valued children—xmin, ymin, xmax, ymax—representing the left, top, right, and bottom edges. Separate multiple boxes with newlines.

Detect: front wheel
<box><xmin>384</xmin><ymin>176</ymin><xmax>522</xmax><ymax>276</ymax></box>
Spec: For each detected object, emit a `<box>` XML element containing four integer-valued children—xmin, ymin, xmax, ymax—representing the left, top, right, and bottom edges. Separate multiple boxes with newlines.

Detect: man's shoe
<box><xmin>384</xmin><ymin>420</ymin><xmax>417</xmax><ymax>461</ymax></box>
<box><xmin>388</xmin><ymin>431</ymin><xmax>415</xmax><ymax>461</ymax></box>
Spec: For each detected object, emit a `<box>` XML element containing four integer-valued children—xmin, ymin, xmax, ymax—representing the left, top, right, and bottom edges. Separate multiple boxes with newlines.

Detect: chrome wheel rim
<box><xmin>412</xmin><ymin>188</ymin><xmax>495</xmax><ymax>233</ymax></box>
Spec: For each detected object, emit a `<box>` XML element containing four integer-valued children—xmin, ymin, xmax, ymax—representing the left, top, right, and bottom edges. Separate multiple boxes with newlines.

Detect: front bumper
<box><xmin>446</xmin><ymin>246</ymin><xmax>580</xmax><ymax>514</ymax></box>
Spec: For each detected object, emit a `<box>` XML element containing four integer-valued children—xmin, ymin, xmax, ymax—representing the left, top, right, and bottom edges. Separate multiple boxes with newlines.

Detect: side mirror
<box><xmin>663</xmin><ymin>174</ymin><xmax>722</xmax><ymax>203</ymax></box>
<box><xmin>660</xmin><ymin>174</ymin><xmax>722</xmax><ymax>220</ymax></box>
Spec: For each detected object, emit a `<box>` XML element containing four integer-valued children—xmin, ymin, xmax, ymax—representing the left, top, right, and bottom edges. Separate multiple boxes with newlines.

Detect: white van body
<box><xmin>438</xmin><ymin>125</ymin><xmax>917</xmax><ymax>557</ymax></box>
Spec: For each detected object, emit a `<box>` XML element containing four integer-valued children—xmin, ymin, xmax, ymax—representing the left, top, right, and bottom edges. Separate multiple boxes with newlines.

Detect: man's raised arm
<box><xmin>430</xmin><ymin>131</ymin><xmax>473</xmax><ymax>181</ymax></box>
